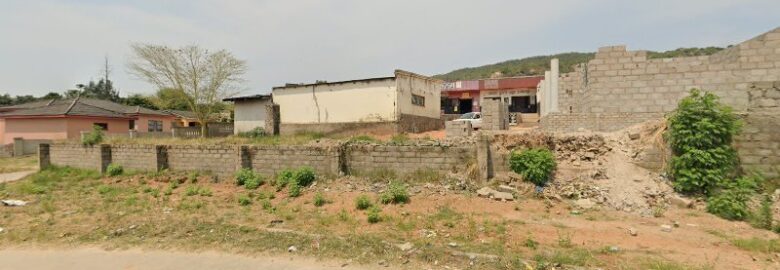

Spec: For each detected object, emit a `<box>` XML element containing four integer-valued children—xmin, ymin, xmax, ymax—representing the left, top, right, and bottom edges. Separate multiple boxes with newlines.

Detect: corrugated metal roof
<box><xmin>0</xmin><ymin>97</ymin><xmax>166</xmax><ymax>119</ymax></box>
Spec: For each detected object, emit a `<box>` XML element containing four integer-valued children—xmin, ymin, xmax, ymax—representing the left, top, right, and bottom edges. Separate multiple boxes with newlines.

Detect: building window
<box><xmin>94</xmin><ymin>123</ymin><xmax>108</xmax><ymax>130</ymax></box>
<box><xmin>129</xmin><ymin>120</ymin><xmax>135</xmax><ymax>130</ymax></box>
<box><xmin>411</xmin><ymin>94</ymin><xmax>425</xmax><ymax>107</ymax></box>
<box><xmin>148</xmin><ymin>120</ymin><xmax>163</xmax><ymax>132</ymax></box>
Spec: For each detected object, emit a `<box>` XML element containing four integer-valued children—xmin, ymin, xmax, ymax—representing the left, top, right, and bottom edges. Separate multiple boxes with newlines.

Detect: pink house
<box><xmin>0</xmin><ymin>97</ymin><xmax>177</xmax><ymax>145</ymax></box>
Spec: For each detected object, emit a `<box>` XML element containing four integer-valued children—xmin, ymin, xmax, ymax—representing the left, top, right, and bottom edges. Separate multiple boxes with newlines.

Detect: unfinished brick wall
<box><xmin>445</xmin><ymin>121</ymin><xmax>472</xmax><ymax>137</ymax></box>
<box><xmin>111</xmin><ymin>145</ymin><xmax>161</xmax><ymax>172</ymax></box>
<box><xmin>246</xmin><ymin>145</ymin><xmax>340</xmax><ymax>177</ymax></box>
<box><xmin>481</xmin><ymin>98</ymin><xmax>509</xmax><ymax>130</ymax></box>
<box><xmin>735</xmin><ymin>81</ymin><xmax>780</xmax><ymax>177</ymax></box>
<box><xmin>346</xmin><ymin>144</ymin><xmax>475</xmax><ymax>175</ymax></box>
<box><xmin>49</xmin><ymin>144</ymin><xmax>108</xmax><ymax>172</ymax></box>
<box><xmin>166</xmin><ymin>145</ymin><xmax>240</xmax><ymax>178</ymax></box>
<box><xmin>544</xmin><ymin>27</ymin><xmax>780</xmax><ymax>133</ymax></box>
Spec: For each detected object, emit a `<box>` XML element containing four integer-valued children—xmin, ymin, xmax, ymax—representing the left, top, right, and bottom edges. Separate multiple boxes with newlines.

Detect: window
<box><xmin>148</xmin><ymin>120</ymin><xmax>163</xmax><ymax>132</ymax></box>
<box><xmin>94</xmin><ymin>123</ymin><xmax>108</xmax><ymax>130</ymax></box>
<box><xmin>129</xmin><ymin>120</ymin><xmax>135</xmax><ymax>130</ymax></box>
<box><xmin>411</xmin><ymin>94</ymin><xmax>425</xmax><ymax>107</ymax></box>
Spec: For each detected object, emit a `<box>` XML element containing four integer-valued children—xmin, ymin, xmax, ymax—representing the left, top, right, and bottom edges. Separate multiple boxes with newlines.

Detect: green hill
<box><xmin>434</xmin><ymin>47</ymin><xmax>725</xmax><ymax>81</ymax></box>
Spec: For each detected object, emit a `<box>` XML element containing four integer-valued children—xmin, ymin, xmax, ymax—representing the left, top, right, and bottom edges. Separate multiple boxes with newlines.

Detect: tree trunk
<box><xmin>200</xmin><ymin>122</ymin><xmax>208</xmax><ymax>138</ymax></box>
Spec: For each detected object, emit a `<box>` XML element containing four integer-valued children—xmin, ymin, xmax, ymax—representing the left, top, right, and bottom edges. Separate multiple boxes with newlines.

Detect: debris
<box><xmin>396</xmin><ymin>242</ymin><xmax>414</xmax><ymax>252</ymax></box>
<box><xmin>608</xmin><ymin>246</ymin><xmax>621</xmax><ymax>253</ymax></box>
<box><xmin>378</xmin><ymin>260</ymin><xmax>388</xmax><ymax>266</ymax></box>
<box><xmin>287</xmin><ymin>246</ymin><xmax>297</xmax><ymax>252</ymax></box>
<box><xmin>1</xmin><ymin>200</ymin><xmax>27</xmax><ymax>206</ymax></box>
<box><xmin>0</xmin><ymin>227</ymin><xmax>4</xmax><ymax>233</ymax></box>
<box><xmin>660</xmin><ymin>225</ymin><xmax>673</xmax><ymax>232</ymax></box>
<box><xmin>628</xmin><ymin>132</ymin><xmax>641</xmax><ymax>140</ymax></box>
<box><xmin>477</xmin><ymin>187</ymin><xmax>496</xmax><ymax>197</ymax></box>
<box><xmin>270</xmin><ymin>219</ymin><xmax>284</xmax><ymax>225</ymax></box>
<box><xmin>492</xmin><ymin>191</ymin><xmax>514</xmax><ymax>201</ymax></box>
<box><xmin>669</xmin><ymin>195</ymin><xmax>694</xmax><ymax>208</ymax></box>
<box><xmin>574</xmin><ymin>198</ymin><xmax>596</xmax><ymax>210</ymax></box>
<box><xmin>628</xmin><ymin>227</ymin><xmax>638</xmax><ymax>236</ymax></box>
<box><xmin>448</xmin><ymin>242</ymin><xmax>459</xmax><ymax>247</ymax></box>
<box><xmin>496</xmin><ymin>185</ymin><xmax>517</xmax><ymax>193</ymax></box>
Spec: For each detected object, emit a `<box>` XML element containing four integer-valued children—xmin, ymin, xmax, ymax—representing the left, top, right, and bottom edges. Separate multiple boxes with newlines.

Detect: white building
<box><xmin>222</xmin><ymin>94</ymin><xmax>274</xmax><ymax>134</ymax></box>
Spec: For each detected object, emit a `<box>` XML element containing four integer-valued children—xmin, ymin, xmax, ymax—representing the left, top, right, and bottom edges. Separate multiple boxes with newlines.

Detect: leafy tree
<box><xmin>41</xmin><ymin>92</ymin><xmax>63</xmax><ymax>100</ymax></box>
<box><xmin>667</xmin><ymin>89</ymin><xmax>741</xmax><ymax>195</ymax></box>
<box><xmin>151</xmin><ymin>88</ymin><xmax>191</xmax><ymax>111</ymax></box>
<box><xmin>14</xmin><ymin>95</ymin><xmax>36</xmax><ymax>104</ymax></box>
<box><xmin>64</xmin><ymin>89</ymin><xmax>81</xmax><ymax>99</ymax></box>
<box><xmin>123</xmin><ymin>94</ymin><xmax>159</xmax><ymax>110</ymax></box>
<box><xmin>80</xmin><ymin>79</ymin><xmax>120</xmax><ymax>102</ymax></box>
<box><xmin>0</xmin><ymin>94</ymin><xmax>12</xmax><ymax>105</ymax></box>
<box><xmin>128</xmin><ymin>44</ymin><xmax>246</xmax><ymax>137</ymax></box>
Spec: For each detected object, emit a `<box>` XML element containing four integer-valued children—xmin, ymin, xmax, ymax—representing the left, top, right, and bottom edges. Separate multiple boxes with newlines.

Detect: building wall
<box><xmin>2</xmin><ymin>118</ymin><xmax>69</xmax><ymax>144</ymax></box>
<box><xmin>395</xmin><ymin>70</ymin><xmax>442</xmax><ymax>119</ymax></box>
<box><xmin>233</xmin><ymin>99</ymin><xmax>272</xmax><ymax>134</ymax></box>
<box><xmin>273</xmin><ymin>78</ymin><xmax>397</xmax><ymax>124</ymax></box>
<box><xmin>0</xmin><ymin>119</ymin><xmax>5</xmax><ymax>145</ymax></box>
<box><xmin>65</xmin><ymin>117</ymin><xmax>130</xmax><ymax>139</ymax></box>
<box><xmin>135</xmin><ymin>115</ymin><xmax>175</xmax><ymax>133</ymax></box>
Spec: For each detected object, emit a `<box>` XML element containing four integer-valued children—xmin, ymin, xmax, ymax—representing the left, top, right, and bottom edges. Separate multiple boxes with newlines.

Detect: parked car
<box><xmin>453</xmin><ymin>112</ymin><xmax>482</xmax><ymax>129</ymax></box>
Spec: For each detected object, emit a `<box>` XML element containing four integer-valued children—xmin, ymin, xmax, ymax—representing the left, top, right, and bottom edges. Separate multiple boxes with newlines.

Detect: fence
<box><xmin>172</xmin><ymin>123</ymin><xmax>234</xmax><ymax>138</ymax></box>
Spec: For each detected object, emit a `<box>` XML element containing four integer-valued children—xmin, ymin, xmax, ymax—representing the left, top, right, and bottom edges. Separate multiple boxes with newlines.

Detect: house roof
<box><xmin>163</xmin><ymin>109</ymin><xmax>198</xmax><ymax>119</ymax></box>
<box><xmin>0</xmin><ymin>97</ymin><xmax>168</xmax><ymax>119</ymax></box>
<box><xmin>222</xmin><ymin>94</ymin><xmax>272</xmax><ymax>102</ymax></box>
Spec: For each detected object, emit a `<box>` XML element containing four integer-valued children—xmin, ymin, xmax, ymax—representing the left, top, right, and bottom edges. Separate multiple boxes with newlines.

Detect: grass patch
<box><xmin>0</xmin><ymin>156</ymin><xmax>37</xmax><ymax>174</ymax></box>
<box><xmin>731</xmin><ymin>237</ymin><xmax>780</xmax><ymax>253</ymax></box>
<box><xmin>533</xmin><ymin>248</ymin><xmax>597</xmax><ymax>267</ymax></box>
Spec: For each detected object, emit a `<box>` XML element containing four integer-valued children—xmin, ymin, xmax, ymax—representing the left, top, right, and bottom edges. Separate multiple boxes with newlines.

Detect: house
<box><xmin>441</xmin><ymin>75</ymin><xmax>543</xmax><ymax>114</ymax></box>
<box><xmin>0</xmin><ymin>97</ymin><xmax>176</xmax><ymax>145</ymax></box>
<box><xmin>222</xmin><ymin>94</ymin><xmax>274</xmax><ymax>134</ymax></box>
<box><xmin>163</xmin><ymin>109</ymin><xmax>200</xmax><ymax>127</ymax></box>
<box><xmin>271</xmin><ymin>70</ymin><xmax>442</xmax><ymax>135</ymax></box>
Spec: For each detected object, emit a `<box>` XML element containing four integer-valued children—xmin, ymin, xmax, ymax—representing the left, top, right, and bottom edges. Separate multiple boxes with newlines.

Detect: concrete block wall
<box><xmin>246</xmin><ymin>145</ymin><xmax>340</xmax><ymax>177</ymax></box>
<box><xmin>346</xmin><ymin>144</ymin><xmax>475</xmax><ymax>175</ymax></box>
<box><xmin>111</xmin><ymin>144</ymin><xmax>160</xmax><ymax>172</ymax></box>
<box><xmin>481</xmin><ymin>98</ymin><xmax>509</xmax><ymax>130</ymax></box>
<box><xmin>445</xmin><ymin>121</ymin><xmax>472</xmax><ymax>137</ymax></box>
<box><xmin>49</xmin><ymin>144</ymin><xmax>105</xmax><ymax>172</ymax></box>
<box><xmin>735</xmin><ymin>81</ymin><xmax>780</xmax><ymax>178</ymax></box>
<box><xmin>166</xmin><ymin>145</ymin><xmax>240</xmax><ymax>178</ymax></box>
<box><xmin>545</xmin><ymin>27</ymin><xmax>780</xmax><ymax>133</ymax></box>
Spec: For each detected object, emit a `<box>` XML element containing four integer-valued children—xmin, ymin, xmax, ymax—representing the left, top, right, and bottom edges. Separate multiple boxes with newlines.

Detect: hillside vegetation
<box><xmin>434</xmin><ymin>47</ymin><xmax>726</xmax><ymax>81</ymax></box>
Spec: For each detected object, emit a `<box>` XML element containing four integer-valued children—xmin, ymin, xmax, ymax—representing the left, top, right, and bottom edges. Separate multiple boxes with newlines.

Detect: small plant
<box><xmin>188</xmin><ymin>172</ymin><xmax>200</xmax><ymax>183</ymax></box>
<box><xmin>185</xmin><ymin>185</ymin><xmax>212</xmax><ymax>197</ymax></box>
<box><xmin>235</xmin><ymin>168</ymin><xmax>255</xmax><ymax>186</ymax></box>
<box><xmin>238</xmin><ymin>127</ymin><xmax>267</xmax><ymax>138</ymax></box>
<box><xmin>237</xmin><ymin>194</ymin><xmax>252</xmax><ymax>206</ymax></box>
<box><xmin>105</xmin><ymin>163</ymin><xmax>124</xmax><ymax>177</ymax></box>
<box><xmin>367</xmin><ymin>206</ymin><xmax>382</xmax><ymax>223</ymax></box>
<box><xmin>337</xmin><ymin>209</ymin><xmax>351</xmax><ymax>222</ymax></box>
<box><xmin>275</xmin><ymin>169</ymin><xmax>295</xmax><ymax>189</ymax></box>
<box><xmin>652</xmin><ymin>205</ymin><xmax>667</xmax><ymax>218</ymax></box>
<box><xmin>313</xmin><ymin>192</ymin><xmax>326</xmax><ymax>207</ymax></box>
<box><xmin>557</xmin><ymin>232</ymin><xmax>573</xmax><ymax>248</ymax></box>
<box><xmin>261</xmin><ymin>199</ymin><xmax>274</xmax><ymax>213</ymax></box>
<box><xmin>509</xmin><ymin>148</ymin><xmax>556</xmax><ymax>187</ymax></box>
<box><xmin>349</xmin><ymin>135</ymin><xmax>378</xmax><ymax>143</ymax></box>
<box><xmin>379</xmin><ymin>181</ymin><xmax>409</xmax><ymax>204</ymax></box>
<box><xmin>706</xmin><ymin>175</ymin><xmax>761</xmax><ymax>221</ymax></box>
<box><xmin>288</xmin><ymin>182</ymin><xmax>302</xmax><ymax>197</ymax></box>
<box><xmin>244</xmin><ymin>176</ymin><xmax>264</xmax><ymax>190</ymax></box>
<box><xmin>389</xmin><ymin>133</ymin><xmax>410</xmax><ymax>144</ymax></box>
<box><xmin>524</xmin><ymin>236</ymin><xmax>539</xmax><ymax>250</ymax></box>
<box><xmin>355</xmin><ymin>195</ymin><xmax>373</xmax><ymax>210</ymax></box>
<box><xmin>754</xmin><ymin>194</ymin><xmax>774</xmax><ymax>230</ymax></box>
<box><xmin>81</xmin><ymin>125</ymin><xmax>104</xmax><ymax>146</ymax></box>
<box><xmin>294</xmin><ymin>167</ymin><xmax>316</xmax><ymax>187</ymax></box>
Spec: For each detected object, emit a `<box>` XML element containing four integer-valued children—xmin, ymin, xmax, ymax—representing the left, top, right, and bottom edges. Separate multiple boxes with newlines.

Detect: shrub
<box><xmin>238</xmin><ymin>127</ymin><xmax>267</xmax><ymax>138</ymax></box>
<box><xmin>294</xmin><ymin>167</ymin><xmax>316</xmax><ymax>187</ymax></box>
<box><xmin>509</xmin><ymin>148</ymin><xmax>556</xmax><ymax>187</ymax></box>
<box><xmin>81</xmin><ymin>125</ymin><xmax>104</xmax><ymax>146</ymax></box>
<box><xmin>367</xmin><ymin>206</ymin><xmax>382</xmax><ymax>223</ymax></box>
<box><xmin>666</xmin><ymin>89</ymin><xmax>741</xmax><ymax>195</ymax></box>
<box><xmin>313</xmin><ymin>192</ymin><xmax>326</xmax><ymax>207</ymax></box>
<box><xmin>237</xmin><ymin>195</ymin><xmax>252</xmax><ymax>206</ymax></box>
<box><xmin>706</xmin><ymin>176</ymin><xmax>761</xmax><ymax>221</ymax></box>
<box><xmin>275</xmin><ymin>169</ymin><xmax>295</xmax><ymax>188</ymax></box>
<box><xmin>380</xmin><ymin>181</ymin><xmax>410</xmax><ymax>204</ymax></box>
<box><xmin>355</xmin><ymin>195</ymin><xmax>373</xmax><ymax>210</ymax></box>
<box><xmin>235</xmin><ymin>168</ymin><xmax>254</xmax><ymax>186</ymax></box>
<box><xmin>185</xmin><ymin>185</ymin><xmax>212</xmax><ymax>197</ymax></box>
<box><xmin>753</xmin><ymin>194</ymin><xmax>774</xmax><ymax>230</ymax></box>
<box><xmin>105</xmin><ymin>163</ymin><xmax>124</xmax><ymax>177</ymax></box>
<box><xmin>288</xmin><ymin>182</ymin><xmax>302</xmax><ymax>197</ymax></box>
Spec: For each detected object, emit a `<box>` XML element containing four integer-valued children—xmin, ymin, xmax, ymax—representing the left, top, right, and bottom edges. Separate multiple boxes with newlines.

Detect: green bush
<box><xmin>666</xmin><ymin>89</ymin><xmax>741</xmax><ymax>195</ymax></box>
<box><xmin>509</xmin><ymin>148</ymin><xmax>556</xmax><ymax>187</ymax></box>
<box><xmin>275</xmin><ymin>169</ymin><xmax>295</xmax><ymax>188</ymax></box>
<box><xmin>706</xmin><ymin>175</ymin><xmax>761</xmax><ymax>220</ymax></box>
<box><xmin>288</xmin><ymin>182</ymin><xmax>302</xmax><ymax>197</ymax></box>
<box><xmin>81</xmin><ymin>125</ymin><xmax>104</xmax><ymax>146</ymax></box>
<box><xmin>753</xmin><ymin>194</ymin><xmax>774</xmax><ymax>230</ymax></box>
<box><xmin>237</xmin><ymin>195</ymin><xmax>252</xmax><ymax>206</ymax></box>
<box><xmin>235</xmin><ymin>168</ymin><xmax>254</xmax><ymax>186</ymax></box>
<box><xmin>379</xmin><ymin>181</ymin><xmax>409</xmax><ymax>204</ymax></box>
<box><xmin>355</xmin><ymin>195</ymin><xmax>373</xmax><ymax>210</ymax></box>
<box><xmin>367</xmin><ymin>206</ymin><xmax>382</xmax><ymax>223</ymax></box>
<box><xmin>237</xmin><ymin>127</ymin><xmax>267</xmax><ymax>138</ymax></box>
<box><xmin>313</xmin><ymin>192</ymin><xmax>326</xmax><ymax>207</ymax></box>
<box><xmin>293</xmin><ymin>167</ymin><xmax>316</xmax><ymax>187</ymax></box>
<box><xmin>105</xmin><ymin>163</ymin><xmax>124</xmax><ymax>177</ymax></box>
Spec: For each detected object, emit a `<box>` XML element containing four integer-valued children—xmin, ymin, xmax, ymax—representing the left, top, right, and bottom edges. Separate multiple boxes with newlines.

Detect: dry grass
<box><xmin>0</xmin><ymin>155</ymin><xmax>37</xmax><ymax>174</ymax></box>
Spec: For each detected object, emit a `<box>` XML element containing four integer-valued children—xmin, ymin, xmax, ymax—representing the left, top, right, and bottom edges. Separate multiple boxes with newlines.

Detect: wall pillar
<box><xmin>550</xmin><ymin>58</ymin><xmax>560</xmax><ymax>113</ymax></box>
<box><xmin>38</xmin><ymin>143</ymin><xmax>50</xmax><ymax>170</ymax></box>
<box><xmin>13</xmin><ymin>137</ymin><xmax>23</xmax><ymax>157</ymax></box>
<box><xmin>99</xmin><ymin>144</ymin><xmax>112</xmax><ymax>174</ymax></box>
<box><xmin>476</xmin><ymin>135</ymin><xmax>493</xmax><ymax>183</ymax></box>
<box><xmin>265</xmin><ymin>103</ymin><xmax>281</xmax><ymax>136</ymax></box>
<box><xmin>239</xmin><ymin>145</ymin><xmax>252</xmax><ymax>170</ymax></box>
<box><xmin>155</xmin><ymin>145</ymin><xmax>168</xmax><ymax>171</ymax></box>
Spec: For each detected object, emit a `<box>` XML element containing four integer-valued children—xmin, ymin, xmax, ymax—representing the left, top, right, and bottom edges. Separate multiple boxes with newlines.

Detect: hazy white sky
<box><xmin>0</xmin><ymin>0</ymin><xmax>778</xmax><ymax>97</ymax></box>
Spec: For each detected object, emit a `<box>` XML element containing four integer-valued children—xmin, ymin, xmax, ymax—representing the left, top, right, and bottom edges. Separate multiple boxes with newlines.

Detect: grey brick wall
<box><xmin>166</xmin><ymin>145</ymin><xmax>240</xmax><ymax>178</ymax></box>
<box><xmin>246</xmin><ymin>145</ymin><xmax>340</xmax><ymax>177</ymax></box>
<box><xmin>49</xmin><ymin>144</ymin><xmax>104</xmax><ymax>172</ymax></box>
<box><xmin>111</xmin><ymin>144</ymin><xmax>159</xmax><ymax>171</ymax></box>
<box><xmin>346</xmin><ymin>144</ymin><xmax>475</xmax><ymax>175</ymax></box>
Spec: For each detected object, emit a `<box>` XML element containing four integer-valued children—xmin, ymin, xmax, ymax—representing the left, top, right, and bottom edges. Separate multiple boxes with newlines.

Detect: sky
<box><xmin>0</xmin><ymin>0</ymin><xmax>778</xmax><ymax>98</ymax></box>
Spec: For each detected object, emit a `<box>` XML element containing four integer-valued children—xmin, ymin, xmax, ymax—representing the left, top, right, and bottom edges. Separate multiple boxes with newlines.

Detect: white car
<box><xmin>453</xmin><ymin>112</ymin><xmax>482</xmax><ymax>129</ymax></box>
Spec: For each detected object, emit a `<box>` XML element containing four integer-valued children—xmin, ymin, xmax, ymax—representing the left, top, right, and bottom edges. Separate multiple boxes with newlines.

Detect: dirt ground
<box><xmin>0</xmin><ymin>247</ymin><xmax>376</xmax><ymax>270</ymax></box>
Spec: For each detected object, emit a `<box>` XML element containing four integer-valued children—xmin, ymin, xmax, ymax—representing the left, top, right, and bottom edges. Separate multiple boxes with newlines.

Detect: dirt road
<box><xmin>0</xmin><ymin>247</ymin><xmax>371</xmax><ymax>270</ymax></box>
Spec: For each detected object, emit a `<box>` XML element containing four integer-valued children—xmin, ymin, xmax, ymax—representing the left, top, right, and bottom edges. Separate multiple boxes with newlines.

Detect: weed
<box><xmin>652</xmin><ymin>205</ymin><xmax>667</xmax><ymax>218</ymax></box>
<box><xmin>407</xmin><ymin>168</ymin><xmax>442</xmax><ymax>183</ymax></box>
<box><xmin>81</xmin><ymin>125</ymin><xmax>104</xmax><ymax>146</ymax></box>
<box><xmin>379</xmin><ymin>181</ymin><xmax>409</xmax><ymax>204</ymax></box>
<box><xmin>509</xmin><ymin>148</ymin><xmax>556</xmax><ymax>187</ymax></box>
<box><xmin>751</xmin><ymin>193</ymin><xmax>774</xmax><ymax>230</ymax></box>
<box><xmin>235</xmin><ymin>168</ymin><xmax>256</xmax><ymax>186</ymax></box>
<box><xmin>355</xmin><ymin>195</ymin><xmax>373</xmax><ymax>210</ymax></box>
<box><xmin>389</xmin><ymin>133</ymin><xmax>410</xmax><ymax>144</ymax></box>
<box><xmin>367</xmin><ymin>206</ymin><xmax>382</xmax><ymax>223</ymax></box>
<box><xmin>337</xmin><ymin>209</ymin><xmax>351</xmax><ymax>222</ymax></box>
<box><xmin>731</xmin><ymin>237</ymin><xmax>780</xmax><ymax>253</ymax></box>
<box><xmin>349</xmin><ymin>135</ymin><xmax>379</xmax><ymax>143</ymax></box>
<box><xmin>188</xmin><ymin>171</ymin><xmax>200</xmax><ymax>183</ymax></box>
<box><xmin>106</xmin><ymin>163</ymin><xmax>124</xmax><ymax>177</ymax></box>
<box><xmin>261</xmin><ymin>199</ymin><xmax>274</xmax><ymax>213</ymax></box>
<box><xmin>97</xmin><ymin>185</ymin><xmax>118</xmax><ymax>196</ymax></box>
<box><xmin>533</xmin><ymin>248</ymin><xmax>596</xmax><ymax>267</ymax></box>
<box><xmin>524</xmin><ymin>236</ymin><xmax>539</xmax><ymax>250</ymax></box>
<box><xmin>185</xmin><ymin>185</ymin><xmax>212</xmax><ymax>197</ymax></box>
<box><xmin>288</xmin><ymin>182</ymin><xmax>302</xmax><ymax>197</ymax></box>
<box><xmin>557</xmin><ymin>231</ymin><xmax>573</xmax><ymax>248</ymax></box>
<box><xmin>237</xmin><ymin>195</ymin><xmax>252</xmax><ymax>206</ymax></box>
<box><xmin>313</xmin><ymin>192</ymin><xmax>326</xmax><ymax>207</ymax></box>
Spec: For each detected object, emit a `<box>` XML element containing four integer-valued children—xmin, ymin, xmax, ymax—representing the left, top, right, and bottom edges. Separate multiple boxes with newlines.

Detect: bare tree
<box><xmin>128</xmin><ymin>44</ymin><xmax>246</xmax><ymax>137</ymax></box>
